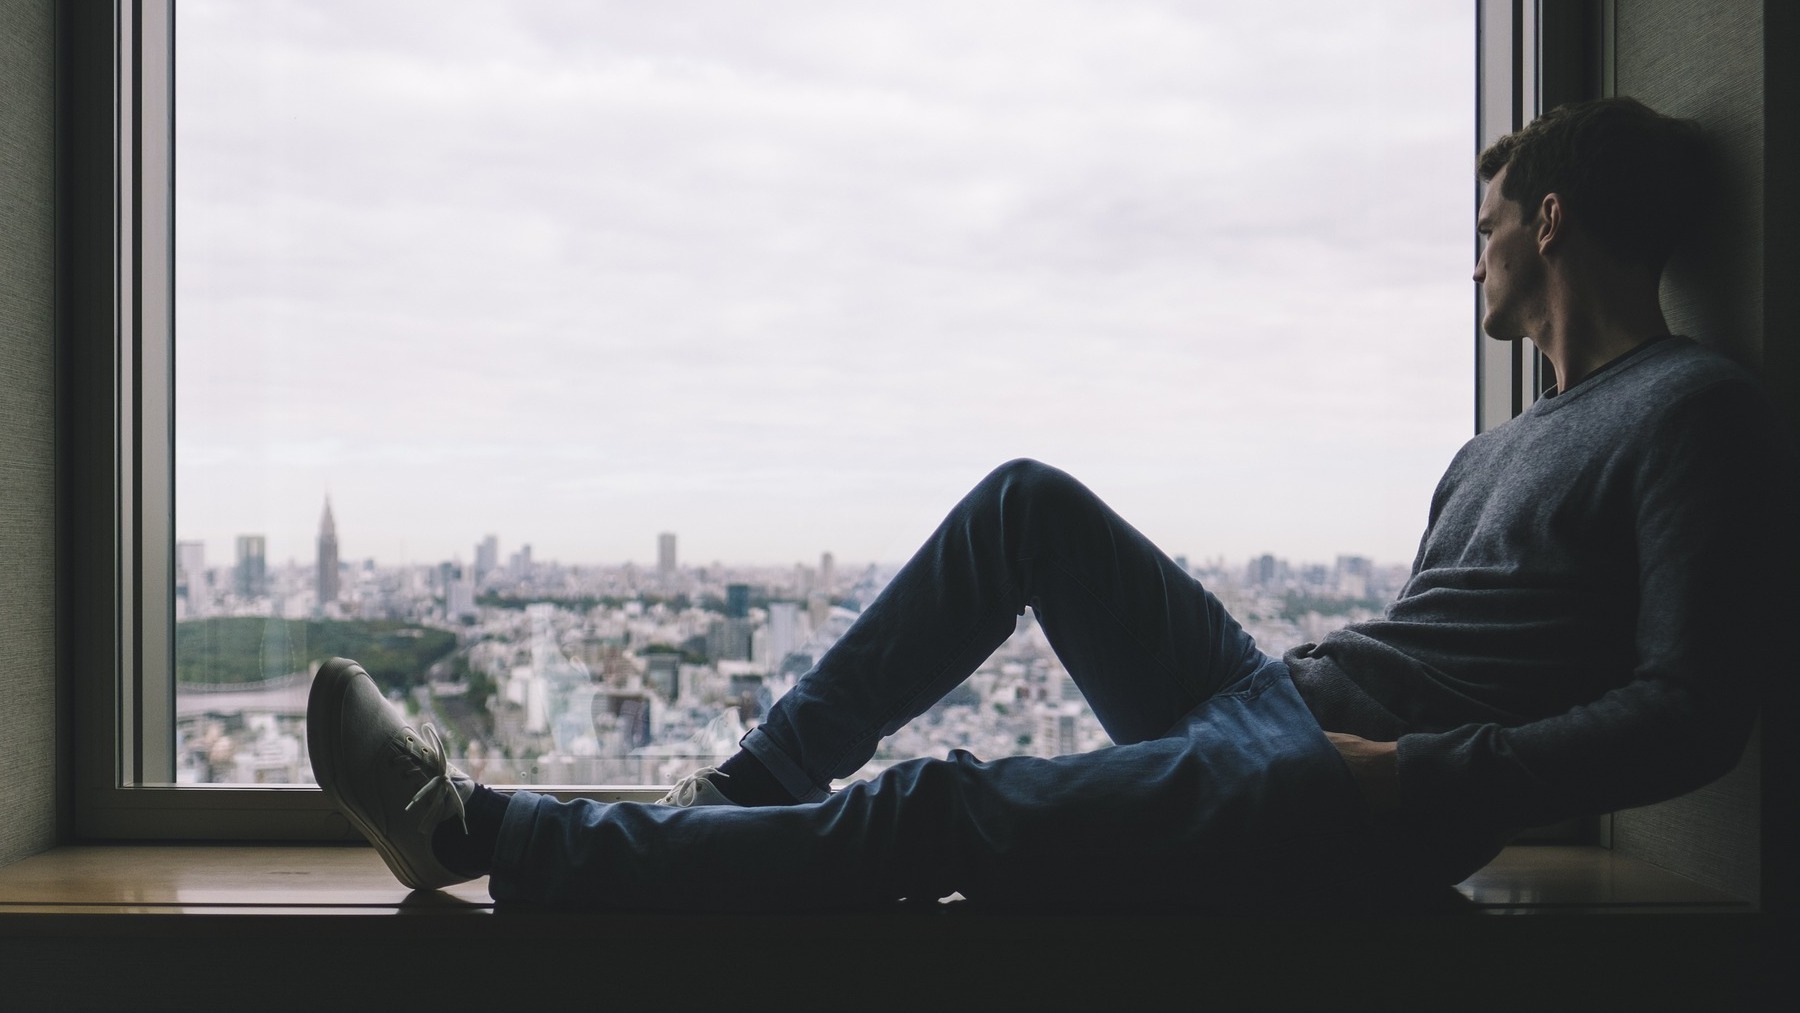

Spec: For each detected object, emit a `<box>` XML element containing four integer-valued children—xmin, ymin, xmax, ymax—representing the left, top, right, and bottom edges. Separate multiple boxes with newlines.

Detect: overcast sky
<box><xmin>174</xmin><ymin>0</ymin><xmax>1475</xmax><ymax>572</ymax></box>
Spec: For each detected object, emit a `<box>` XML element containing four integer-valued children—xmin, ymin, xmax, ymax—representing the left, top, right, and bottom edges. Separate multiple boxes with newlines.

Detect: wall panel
<box><xmin>0</xmin><ymin>0</ymin><xmax>60</xmax><ymax>869</ymax></box>
<box><xmin>1608</xmin><ymin>0</ymin><xmax>1777</xmax><ymax>907</ymax></box>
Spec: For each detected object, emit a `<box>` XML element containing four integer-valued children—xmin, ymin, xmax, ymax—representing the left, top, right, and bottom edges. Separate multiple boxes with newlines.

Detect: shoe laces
<box><xmin>658</xmin><ymin>768</ymin><xmax>722</xmax><ymax>806</ymax></box>
<box><xmin>396</xmin><ymin>723</ymin><xmax>469</xmax><ymax>834</ymax></box>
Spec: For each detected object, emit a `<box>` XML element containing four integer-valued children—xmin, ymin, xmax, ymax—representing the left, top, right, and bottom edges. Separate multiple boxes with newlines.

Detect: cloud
<box><xmin>175</xmin><ymin>0</ymin><xmax>1474</xmax><ymax>567</ymax></box>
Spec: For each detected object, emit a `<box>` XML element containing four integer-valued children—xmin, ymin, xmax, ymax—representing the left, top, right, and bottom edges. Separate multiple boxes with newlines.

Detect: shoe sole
<box><xmin>308</xmin><ymin>657</ymin><xmax>445</xmax><ymax>891</ymax></box>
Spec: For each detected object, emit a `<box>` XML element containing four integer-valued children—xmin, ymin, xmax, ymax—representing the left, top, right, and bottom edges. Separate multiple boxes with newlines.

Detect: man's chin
<box><xmin>1480</xmin><ymin>319</ymin><xmax>1525</xmax><ymax>342</ymax></box>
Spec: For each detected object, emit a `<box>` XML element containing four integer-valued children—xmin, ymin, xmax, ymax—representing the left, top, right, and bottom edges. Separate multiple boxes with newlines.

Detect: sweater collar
<box><xmin>1529</xmin><ymin>334</ymin><xmax>1683</xmax><ymax>413</ymax></box>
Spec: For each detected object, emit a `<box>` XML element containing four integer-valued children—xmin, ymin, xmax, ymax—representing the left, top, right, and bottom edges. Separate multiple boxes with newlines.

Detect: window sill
<box><xmin>0</xmin><ymin>842</ymin><xmax>1750</xmax><ymax>918</ymax></box>
<box><xmin>0</xmin><ymin>844</ymin><xmax>1772</xmax><ymax>1005</ymax></box>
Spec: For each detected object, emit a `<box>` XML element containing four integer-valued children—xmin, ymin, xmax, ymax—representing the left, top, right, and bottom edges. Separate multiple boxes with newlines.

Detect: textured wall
<box><xmin>1610</xmin><ymin>0</ymin><xmax>1768</xmax><ymax>905</ymax></box>
<box><xmin>1617</xmin><ymin>0</ymin><xmax>1764</xmax><ymax>370</ymax></box>
<box><xmin>0</xmin><ymin>0</ymin><xmax>58</xmax><ymax>869</ymax></box>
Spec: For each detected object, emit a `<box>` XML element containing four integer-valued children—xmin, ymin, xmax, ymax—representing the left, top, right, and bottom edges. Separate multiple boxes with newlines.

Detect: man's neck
<box><xmin>1533</xmin><ymin>273</ymin><xmax>1670</xmax><ymax>391</ymax></box>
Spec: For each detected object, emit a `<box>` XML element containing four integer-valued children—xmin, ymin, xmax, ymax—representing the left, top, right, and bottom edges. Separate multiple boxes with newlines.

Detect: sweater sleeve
<box><xmin>1394</xmin><ymin>381</ymin><xmax>1798</xmax><ymax>828</ymax></box>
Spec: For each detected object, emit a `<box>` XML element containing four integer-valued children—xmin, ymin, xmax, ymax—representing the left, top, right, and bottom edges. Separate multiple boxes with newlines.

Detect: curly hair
<box><xmin>1477</xmin><ymin>96</ymin><xmax>1710</xmax><ymax>274</ymax></box>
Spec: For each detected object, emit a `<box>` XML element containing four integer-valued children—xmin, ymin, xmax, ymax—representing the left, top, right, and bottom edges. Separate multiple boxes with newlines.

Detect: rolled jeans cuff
<box><xmin>741</xmin><ymin>726</ymin><xmax>831</xmax><ymax>803</ymax></box>
<box><xmin>489</xmin><ymin>788</ymin><xmax>550</xmax><ymax>900</ymax></box>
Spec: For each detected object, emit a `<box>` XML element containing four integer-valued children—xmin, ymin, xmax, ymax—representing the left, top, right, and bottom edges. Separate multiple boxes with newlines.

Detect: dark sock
<box><xmin>432</xmin><ymin>783</ymin><xmax>509</xmax><ymax>878</ymax></box>
<box><xmin>715</xmin><ymin>750</ymin><xmax>802</xmax><ymax>806</ymax></box>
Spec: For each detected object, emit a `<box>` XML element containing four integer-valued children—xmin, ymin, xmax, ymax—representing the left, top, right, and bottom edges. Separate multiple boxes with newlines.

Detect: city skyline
<box><xmin>173</xmin><ymin>487</ymin><xmax>1404</xmax><ymax>789</ymax></box>
<box><xmin>177</xmin><ymin>498</ymin><xmax>1417</xmax><ymax>579</ymax></box>
<box><xmin>172</xmin><ymin>509</ymin><xmax>1402</xmax><ymax>788</ymax></box>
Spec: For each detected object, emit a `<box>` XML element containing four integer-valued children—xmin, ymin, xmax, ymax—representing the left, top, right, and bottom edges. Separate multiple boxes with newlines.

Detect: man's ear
<box><xmin>1536</xmin><ymin>192</ymin><xmax>1566</xmax><ymax>254</ymax></box>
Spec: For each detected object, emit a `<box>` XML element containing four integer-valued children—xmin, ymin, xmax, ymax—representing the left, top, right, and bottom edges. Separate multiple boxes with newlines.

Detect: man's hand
<box><xmin>1324</xmin><ymin>731</ymin><xmax>1401</xmax><ymax>814</ymax></box>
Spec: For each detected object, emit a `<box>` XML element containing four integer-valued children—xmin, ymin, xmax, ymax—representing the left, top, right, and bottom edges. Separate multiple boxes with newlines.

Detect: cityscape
<box><xmin>172</xmin><ymin>498</ymin><xmax>1409</xmax><ymax>788</ymax></box>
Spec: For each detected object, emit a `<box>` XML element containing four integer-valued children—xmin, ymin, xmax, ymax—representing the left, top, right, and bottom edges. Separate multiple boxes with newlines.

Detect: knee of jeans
<box><xmin>986</xmin><ymin>456</ymin><xmax>1051</xmax><ymax>484</ymax></box>
<box><xmin>986</xmin><ymin>457</ymin><xmax>1082</xmax><ymax>507</ymax></box>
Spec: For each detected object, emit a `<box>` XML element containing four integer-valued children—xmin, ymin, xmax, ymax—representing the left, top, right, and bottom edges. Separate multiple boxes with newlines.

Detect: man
<box><xmin>308</xmin><ymin>96</ymin><xmax>1796</xmax><ymax>912</ymax></box>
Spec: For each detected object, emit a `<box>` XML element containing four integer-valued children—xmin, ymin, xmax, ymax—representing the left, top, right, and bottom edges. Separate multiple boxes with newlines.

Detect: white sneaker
<box><xmin>656</xmin><ymin>767</ymin><xmax>738</xmax><ymax>806</ymax></box>
<box><xmin>307</xmin><ymin>657</ymin><xmax>475</xmax><ymax>890</ymax></box>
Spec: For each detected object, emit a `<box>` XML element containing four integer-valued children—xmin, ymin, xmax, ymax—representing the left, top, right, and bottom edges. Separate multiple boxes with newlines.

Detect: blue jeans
<box><xmin>489</xmin><ymin>460</ymin><xmax>1439</xmax><ymax>911</ymax></box>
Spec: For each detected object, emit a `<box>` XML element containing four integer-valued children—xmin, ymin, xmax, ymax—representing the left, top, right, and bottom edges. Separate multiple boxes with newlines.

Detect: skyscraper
<box><xmin>317</xmin><ymin>497</ymin><xmax>339</xmax><ymax>607</ymax></box>
<box><xmin>235</xmin><ymin>534</ymin><xmax>267</xmax><ymax>599</ymax></box>
<box><xmin>819</xmin><ymin>551</ymin><xmax>835</xmax><ymax>595</ymax></box>
<box><xmin>767</xmin><ymin>601</ymin><xmax>799</xmax><ymax>671</ymax></box>
<box><xmin>658</xmin><ymin>532</ymin><xmax>677</xmax><ymax>580</ymax></box>
<box><xmin>1247</xmin><ymin>553</ymin><xmax>1281</xmax><ymax>588</ymax></box>
<box><xmin>475</xmin><ymin>534</ymin><xmax>499</xmax><ymax>584</ymax></box>
<box><xmin>1334</xmin><ymin>554</ymin><xmax>1373</xmax><ymax>598</ymax></box>
<box><xmin>441</xmin><ymin>561</ymin><xmax>474</xmax><ymax>620</ymax></box>
<box><xmin>1035</xmin><ymin>705</ymin><xmax>1082</xmax><ymax>758</ymax></box>
<box><xmin>713</xmin><ymin>583</ymin><xmax>755</xmax><ymax>663</ymax></box>
<box><xmin>176</xmin><ymin>540</ymin><xmax>207</xmax><ymax>618</ymax></box>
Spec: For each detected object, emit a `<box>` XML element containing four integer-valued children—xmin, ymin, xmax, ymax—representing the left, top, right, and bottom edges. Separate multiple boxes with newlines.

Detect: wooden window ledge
<box><xmin>0</xmin><ymin>842</ymin><xmax>1750</xmax><ymax>918</ymax></box>
<box><xmin>0</xmin><ymin>844</ymin><xmax>1775</xmax><ymax>1006</ymax></box>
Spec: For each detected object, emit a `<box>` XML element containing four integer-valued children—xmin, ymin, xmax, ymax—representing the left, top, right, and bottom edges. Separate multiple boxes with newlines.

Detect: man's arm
<box><xmin>1393</xmin><ymin>382</ymin><xmax>1796</xmax><ymax>829</ymax></box>
<box><xmin>1396</xmin><ymin>677</ymin><xmax>1754</xmax><ymax>828</ymax></box>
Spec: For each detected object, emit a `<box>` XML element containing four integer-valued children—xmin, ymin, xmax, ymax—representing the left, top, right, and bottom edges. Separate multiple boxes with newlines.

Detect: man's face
<box><xmin>1472</xmin><ymin>165</ymin><xmax>1544</xmax><ymax>340</ymax></box>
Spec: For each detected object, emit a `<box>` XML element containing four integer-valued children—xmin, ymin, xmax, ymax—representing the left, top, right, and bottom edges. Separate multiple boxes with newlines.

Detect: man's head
<box><xmin>1476</xmin><ymin>96</ymin><xmax>1710</xmax><ymax>278</ymax></box>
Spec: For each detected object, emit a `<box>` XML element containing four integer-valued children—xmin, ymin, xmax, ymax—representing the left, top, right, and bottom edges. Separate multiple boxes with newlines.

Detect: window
<box><xmin>76</xmin><ymin>0</ymin><xmax>1535</xmax><ymax>839</ymax></box>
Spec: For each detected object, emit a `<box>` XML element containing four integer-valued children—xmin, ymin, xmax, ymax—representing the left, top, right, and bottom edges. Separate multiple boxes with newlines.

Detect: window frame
<box><xmin>70</xmin><ymin>0</ymin><xmax>1564</xmax><ymax>841</ymax></box>
<box><xmin>68</xmin><ymin>0</ymin><xmax>657</xmax><ymax>842</ymax></box>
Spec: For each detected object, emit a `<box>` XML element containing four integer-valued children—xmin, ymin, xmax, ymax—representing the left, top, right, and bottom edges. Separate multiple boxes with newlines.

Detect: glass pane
<box><xmin>172</xmin><ymin>1</ymin><xmax>1473</xmax><ymax>786</ymax></box>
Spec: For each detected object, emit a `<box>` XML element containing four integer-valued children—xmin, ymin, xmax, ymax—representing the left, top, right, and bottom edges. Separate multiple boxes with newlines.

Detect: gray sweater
<box><xmin>1285</xmin><ymin>336</ymin><xmax>1799</xmax><ymax>831</ymax></box>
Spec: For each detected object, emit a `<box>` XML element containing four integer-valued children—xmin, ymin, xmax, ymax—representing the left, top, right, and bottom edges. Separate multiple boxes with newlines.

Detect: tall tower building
<box><xmin>767</xmin><ymin>601</ymin><xmax>799</xmax><ymax>671</ymax></box>
<box><xmin>658</xmin><ymin>532</ymin><xmax>677</xmax><ymax>580</ymax></box>
<box><xmin>1247</xmin><ymin>553</ymin><xmax>1281</xmax><ymax>588</ymax></box>
<box><xmin>442</xmin><ymin>561</ymin><xmax>474</xmax><ymax>620</ymax></box>
<box><xmin>475</xmin><ymin>534</ymin><xmax>499</xmax><ymax>584</ymax></box>
<box><xmin>819</xmin><ymin>551</ymin><xmax>835</xmax><ymax>595</ymax></box>
<box><xmin>1035</xmin><ymin>705</ymin><xmax>1082</xmax><ymax>758</ymax></box>
<box><xmin>725</xmin><ymin>583</ymin><xmax>750</xmax><ymax>618</ymax></box>
<box><xmin>317</xmin><ymin>497</ymin><xmax>340</xmax><ymax>607</ymax></box>
<box><xmin>176</xmin><ymin>540</ymin><xmax>207</xmax><ymax>618</ymax></box>
<box><xmin>235</xmin><ymin>534</ymin><xmax>267</xmax><ymax>599</ymax></box>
